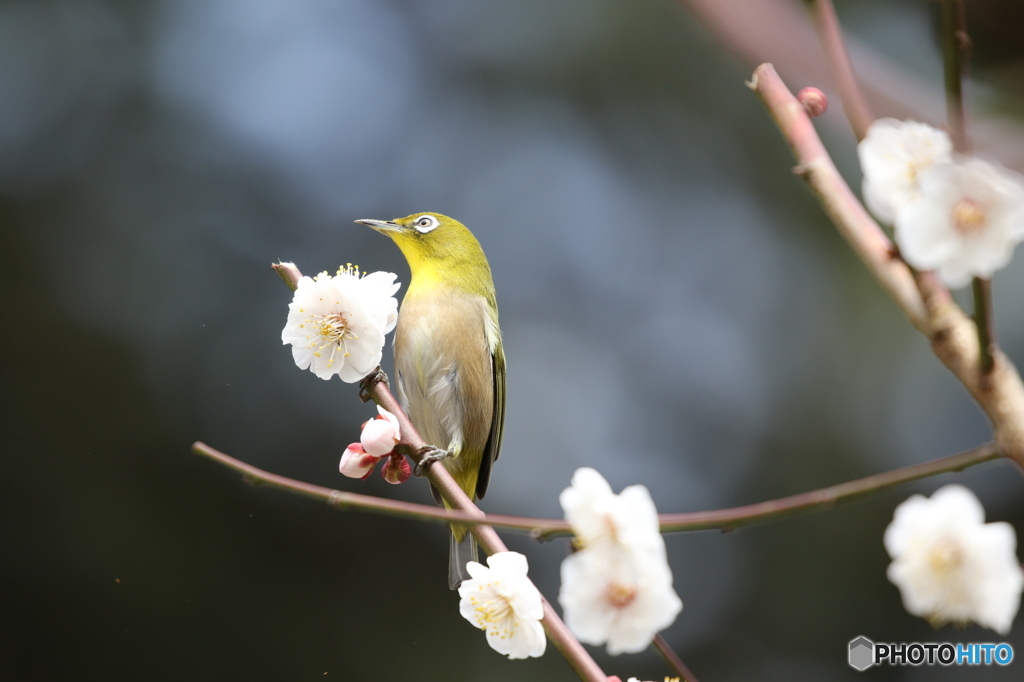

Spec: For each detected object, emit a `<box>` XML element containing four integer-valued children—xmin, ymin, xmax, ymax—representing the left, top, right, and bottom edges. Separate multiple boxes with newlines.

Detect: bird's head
<box><xmin>356</xmin><ymin>212</ymin><xmax>490</xmax><ymax>283</ymax></box>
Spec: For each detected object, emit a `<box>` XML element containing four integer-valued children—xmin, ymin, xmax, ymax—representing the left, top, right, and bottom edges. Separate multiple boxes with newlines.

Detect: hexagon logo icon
<box><xmin>848</xmin><ymin>636</ymin><xmax>874</xmax><ymax>671</ymax></box>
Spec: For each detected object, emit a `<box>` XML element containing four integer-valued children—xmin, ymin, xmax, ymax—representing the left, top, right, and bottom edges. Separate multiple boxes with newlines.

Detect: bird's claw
<box><xmin>414</xmin><ymin>447</ymin><xmax>450</xmax><ymax>477</ymax></box>
<box><xmin>358</xmin><ymin>367</ymin><xmax>389</xmax><ymax>403</ymax></box>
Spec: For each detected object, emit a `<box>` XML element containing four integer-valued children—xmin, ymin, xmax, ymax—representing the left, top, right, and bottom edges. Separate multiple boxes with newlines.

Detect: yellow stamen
<box><xmin>952</xmin><ymin>198</ymin><xmax>987</xmax><ymax>235</ymax></box>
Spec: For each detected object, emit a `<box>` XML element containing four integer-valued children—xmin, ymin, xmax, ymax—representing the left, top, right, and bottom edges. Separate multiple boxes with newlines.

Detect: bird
<box><xmin>355</xmin><ymin>212</ymin><xmax>505</xmax><ymax>588</ymax></box>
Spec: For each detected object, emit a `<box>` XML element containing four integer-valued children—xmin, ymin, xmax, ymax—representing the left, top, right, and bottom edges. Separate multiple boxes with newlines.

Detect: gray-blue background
<box><xmin>3</xmin><ymin>0</ymin><xmax>1024</xmax><ymax>679</ymax></box>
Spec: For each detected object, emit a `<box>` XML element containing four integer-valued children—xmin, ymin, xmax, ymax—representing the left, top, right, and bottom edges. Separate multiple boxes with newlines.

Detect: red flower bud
<box><xmin>381</xmin><ymin>453</ymin><xmax>411</xmax><ymax>484</ymax></box>
<box><xmin>797</xmin><ymin>87</ymin><xmax>828</xmax><ymax>117</ymax></box>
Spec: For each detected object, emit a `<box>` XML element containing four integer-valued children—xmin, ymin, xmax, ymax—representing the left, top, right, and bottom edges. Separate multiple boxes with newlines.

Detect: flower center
<box><xmin>951</xmin><ymin>198</ymin><xmax>987</xmax><ymax>235</ymax></box>
<box><xmin>317</xmin><ymin>312</ymin><xmax>353</xmax><ymax>345</ymax></box>
<box><xmin>468</xmin><ymin>584</ymin><xmax>517</xmax><ymax>637</ymax></box>
<box><xmin>307</xmin><ymin>311</ymin><xmax>360</xmax><ymax>367</ymax></box>
<box><xmin>605</xmin><ymin>581</ymin><xmax>638</xmax><ymax>609</ymax></box>
<box><xmin>928</xmin><ymin>536</ymin><xmax>963</xmax><ymax>575</ymax></box>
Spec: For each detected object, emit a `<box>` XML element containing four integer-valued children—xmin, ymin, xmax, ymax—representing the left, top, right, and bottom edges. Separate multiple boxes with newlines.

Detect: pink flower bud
<box><xmin>361</xmin><ymin>418</ymin><xmax>398</xmax><ymax>457</ymax></box>
<box><xmin>376</xmin><ymin>405</ymin><xmax>401</xmax><ymax>441</ymax></box>
<box><xmin>339</xmin><ymin>443</ymin><xmax>379</xmax><ymax>479</ymax></box>
<box><xmin>797</xmin><ymin>87</ymin><xmax>828</xmax><ymax>117</ymax></box>
<box><xmin>381</xmin><ymin>453</ymin><xmax>411</xmax><ymax>484</ymax></box>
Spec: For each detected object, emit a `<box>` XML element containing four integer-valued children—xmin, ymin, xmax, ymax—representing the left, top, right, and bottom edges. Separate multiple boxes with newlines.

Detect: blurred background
<box><xmin>3</xmin><ymin>0</ymin><xmax>1024</xmax><ymax>679</ymax></box>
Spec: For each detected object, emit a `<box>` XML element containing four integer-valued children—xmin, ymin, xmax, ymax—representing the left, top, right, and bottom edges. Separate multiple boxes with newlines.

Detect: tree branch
<box><xmin>194</xmin><ymin>438</ymin><xmax>1001</xmax><ymax>539</ymax></box>
<box><xmin>747</xmin><ymin>64</ymin><xmax>927</xmax><ymax>330</ymax></box>
<box><xmin>807</xmin><ymin>0</ymin><xmax>873</xmax><ymax>140</ymax></box>
<box><xmin>940</xmin><ymin>0</ymin><xmax>970</xmax><ymax>153</ymax></box>
<box><xmin>658</xmin><ymin>442</ymin><xmax>1001</xmax><ymax>532</ymax></box>
<box><xmin>749</xmin><ymin>62</ymin><xmax>1024</xmax><ymax>470</ymax></box>
<box><xmin>653</xmin><ymin>634</ymin><xmax>699</xmax><ymax>682</ymax></box>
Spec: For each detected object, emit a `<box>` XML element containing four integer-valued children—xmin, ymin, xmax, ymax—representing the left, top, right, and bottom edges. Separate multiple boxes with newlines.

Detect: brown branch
<box><xmin>191</xmin><ymin>441</ymin><xmax>566</xmax><ymax>532</ymax></box>
<box><xmin>808</xmin><ymin>0</ymin><xmax>873</xmax><ymax>140</ymax></box>
<box><xmin>750</xmin><ymin>62</ymin><xmax>1024</xmax><ymax>470</ymax></box>
<box><xmin>658</xmin><ymin>442</ymin><xmax>1001</xmax><ymax>532</ymax></box>
<box><xmin>194</xmin><ymin>437</ymin><xmax>1001</xmax><ymax>539</ymax></box>
<box><xmin>973</xmin><ymin>277</ymin><xmax>996</xmax><ymax>374</ymax></box>
<box><xmin>941</xmin><ymin>0</ymin><xmax>970</xmax><ymax>153</ymax></box>
<box><xmin>747</xmin><ymin>63</ymin><xmax>927</xmax><ymax>330</ymax></box>
<box><xmin>939</xmin><ymin>2</ymin><xmax>997</xmax><ymax>375</ymax></box>
<box><xmin>654</xmin><ymin>634</ymin><xmax>700</xmax><ymax>682</ymax></box>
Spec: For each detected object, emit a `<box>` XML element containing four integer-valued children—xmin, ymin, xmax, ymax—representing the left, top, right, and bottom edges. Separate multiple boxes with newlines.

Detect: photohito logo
<box><xmin>848</xmin><ymin>636</ymin><xmax>1014</xmax><ymax>670</ymax></box>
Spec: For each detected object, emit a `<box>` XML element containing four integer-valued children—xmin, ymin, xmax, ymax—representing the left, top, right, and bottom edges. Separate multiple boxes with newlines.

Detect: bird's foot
<box><xmin>358</xmin><ymin>367</ymin><xmax>389</xmax><ymax>403</ymax></box>
<box><xmin>414</xmin><ymin>447</ymin><xmax>450</xmax><ymax>477</ymax></box>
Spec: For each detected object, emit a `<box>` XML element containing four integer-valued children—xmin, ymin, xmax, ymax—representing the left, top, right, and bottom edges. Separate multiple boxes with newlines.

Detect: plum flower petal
<box><xmin>458</xmin><ymin>552</ymin><xmax>546</xmax><ymax>659</ymax></box>
<box><xmin>281</xmin><ymin>266</ymin><xmax>400</xmax><ymax>382</ymax></box>
<box><xmin>858</xmin><ymin>118</ymin><xmax>952</xmax><ymax>224</ymax></box>
<box><xmin>884</xmin><ymin>485</ymin><xmax>1024</xmax><ymax>634</ymax></box>
<box><xmin>360</xmin><ymin>407</ymin><xmax>401</xmax><ymax>457</ymax></box>
<box><xmin>895</xmin><ymin>159</ymin><xmax>1024</xmax><ymax>288</ymax></box>
<box><xmin>339</xmin><ymin>443</ymin><xmax>379</xmax><ymax>479</ymax></box>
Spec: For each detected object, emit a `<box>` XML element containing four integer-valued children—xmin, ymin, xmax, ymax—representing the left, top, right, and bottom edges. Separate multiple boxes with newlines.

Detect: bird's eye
<box><xmin>414</xmin><ymin>215</ymin><xmax>439</xmax><ymax>233</ymax></box>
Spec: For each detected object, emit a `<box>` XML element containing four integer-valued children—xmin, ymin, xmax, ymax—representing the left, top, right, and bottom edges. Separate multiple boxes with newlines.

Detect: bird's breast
<box><xmin>394</xmin><ymin>288</ymin><xmax>494</xmax><ymax>464</ymax></box>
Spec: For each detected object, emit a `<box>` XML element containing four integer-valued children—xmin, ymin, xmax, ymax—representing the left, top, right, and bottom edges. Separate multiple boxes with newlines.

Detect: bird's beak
<box><xmin>355</xmin><ymin>218</ymin><xmax>401</xmax><ymax>234</ymax></box>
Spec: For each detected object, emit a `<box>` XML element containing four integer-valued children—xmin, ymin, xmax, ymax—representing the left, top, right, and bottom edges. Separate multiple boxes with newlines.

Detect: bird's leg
<box><xmin>358</xmin><ymin>366</ymin><xmax>389</xmax><ymax>403</ymax></box>
<box><xmin>414</xmin><ymin>446</ymin><xmax>450</xmax><ymax>477</ymax></box>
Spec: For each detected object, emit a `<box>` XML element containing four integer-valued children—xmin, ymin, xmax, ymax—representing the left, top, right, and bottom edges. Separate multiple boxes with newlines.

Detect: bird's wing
<box><xmin>475</xmin><ymin>316</ymin><xmax>505</xmax><ymax>500</ymax></box>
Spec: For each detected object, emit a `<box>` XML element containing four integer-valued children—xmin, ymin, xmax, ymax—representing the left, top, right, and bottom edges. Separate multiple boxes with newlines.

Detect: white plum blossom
<box><xmin>360</xmin><ymin>406</ymin><xmax>401</xmax><ymax>457</ymax></box>
<box><xmin>895</xmin><ymin>159</ymin><xmax>1024</xmax><ymax>288</ymax></box>
<box><xmin>884</xmin><ymin>484</ymin><xmax>1024</xmax><ymax>634</ymax></box>
<box><xmin>339</xmin><ymin>443</ymin><xmax>379</xmax><ymax>479</ymax></box>
<box><xmin>858</xmin><ymin>118</ymin><xmax>952</xmax><ymax>224</ymax></box>
<box><xmin>560</xmin><ymin>467</ymin><xmax>666</xmax><ymax>557</ymax></box>
<box><xmin>560</xmin><ymin>543</ymin><xmax>682</xmax><ymax>655</ymax></box>
<box><xmin>458</xmin><ymin>552</ymin><xmax>546</xmax><ymax>659</ymax></box>
<box><xmin>281</xmin><ymin>265</ymin><xmax>399</xmax><ymax>382</ymax></box>
<box><xmin>558</xmin><ymin>468</ymin><xmax>682</xmax><ymax>655</ymax></box>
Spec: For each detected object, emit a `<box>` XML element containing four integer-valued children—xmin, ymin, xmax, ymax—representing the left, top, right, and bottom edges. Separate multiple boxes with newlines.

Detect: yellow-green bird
<box><xmin>356</xmin><ymin>212</ymin><xmax>505</xmax><ymax>588</ymax></box>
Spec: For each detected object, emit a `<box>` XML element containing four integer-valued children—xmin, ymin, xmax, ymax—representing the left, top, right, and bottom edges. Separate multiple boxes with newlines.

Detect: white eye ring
<box><xmin>414</xmin><ymin>215</ymin><xmax>439</xmax><ymax>233</ymax></box>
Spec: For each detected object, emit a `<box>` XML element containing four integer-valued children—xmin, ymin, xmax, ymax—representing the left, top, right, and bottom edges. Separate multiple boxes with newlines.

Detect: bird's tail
<box><xmin>449</xmin><ymin>526</ymin><xmax>478</xmax><ymax>589</ymax></box>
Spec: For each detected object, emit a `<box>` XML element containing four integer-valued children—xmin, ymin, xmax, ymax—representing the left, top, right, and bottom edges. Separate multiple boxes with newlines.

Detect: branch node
<box><xmin>358</xmin><ymin>367</ymin><xmax>389</xmax><ymax>403</ymax></box>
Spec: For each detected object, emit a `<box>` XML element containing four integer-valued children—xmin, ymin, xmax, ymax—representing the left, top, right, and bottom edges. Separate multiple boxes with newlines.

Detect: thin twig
<box><xmin>191</xmin><ymin>440</ymin><xmax>567</xmax><ymax>535</ymax></box>
<box><xmin>807</xmin><ymin>0</ymin><xmax>873</xmax><ymax>140</ymax></box>
<box><xmin>653</xmin><ymin>634</ymin><xmax>700</xmax><ymax>682</ymax></box>
<box><xmin>939</xmin><ymin>2</ymin><xmax>996</xmax><ymax>375</ymax></box>
<box><xmin>973</xmin><ymin>277</ymin><xmax>996</xmax><ymax>374</ymax></box>
<box><xmin>747</xmin><ymin>63</ymin><xmax>927</xmax><ymax>330</ymax></box>
<box><xmin>193</xmin><ymin>438</ymin><xmax>1001</xmax><ymax>538</ymax></box>
<box><xmin>659</xmin><ymin>443</ymin><xmax>1001</xmax><ymax>533</ymax></box>
<box><xmin>940</xmin><ymin>0</ymin><xmax>970</xmax><ymax>153</ymax></box>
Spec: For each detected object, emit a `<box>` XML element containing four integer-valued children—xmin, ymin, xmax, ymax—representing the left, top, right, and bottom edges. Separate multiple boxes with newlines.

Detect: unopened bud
<box><xmin>797</xmin><ymin>87</ymin><xmax>828</xmax><ymax>117</ymax></box>
<box><xmin>381</xmin><ymin>453</ymin><xmax>411</xmax><ymax>484</ymax></box>
<box><xmin>361</xmin><ymin>417</ymin><xmax>399</xmax><ymax>457</ymax></box>
<box><xmin>340</xmin><ymin>443</ymin><xmax>379</xmax><ymax>480</ymax></box>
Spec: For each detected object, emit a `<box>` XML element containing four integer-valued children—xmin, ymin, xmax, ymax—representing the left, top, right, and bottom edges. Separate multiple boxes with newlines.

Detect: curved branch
<box><xmin>808</xmin><ymin>0</ymin><xmax>873</xmax><ymax>140</ymax></box>
<box><xmin>658</xmin><ymin>442</ymin><xmax>1001</xmax><ymax>532</ymax></box>
<box><xmin>193</xmin><ymin>440</ymin><xmax>1001</xmax><ymax>539</ymax></box>
<box><xmin>749</xmin><ymin>63</ymin><xmax>1024</xmax><ymax>470</ymax></box>
<box><xmin>747</xmin><ymin>64</ymin><xmax>928</xmax><ymax>330</ymax></box>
